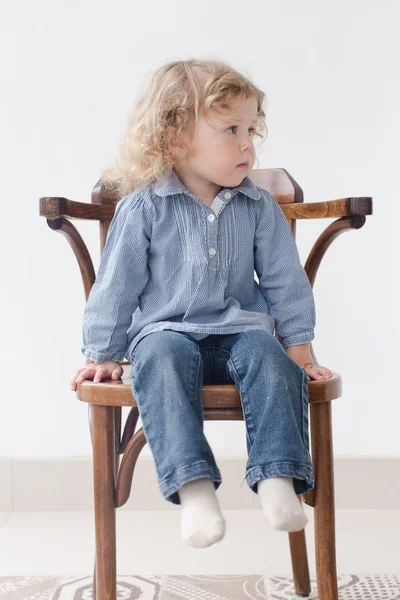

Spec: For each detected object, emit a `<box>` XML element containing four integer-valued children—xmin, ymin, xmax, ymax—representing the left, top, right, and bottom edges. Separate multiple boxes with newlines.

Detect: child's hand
<box><xmin>303</xmin><ymin>362</ymin><xmax>333</xmax><ymax>381</ymax></box>
<box><xmin>70</xmin><ymin>360</ymin><xmax>123</xmax><ymax>391</ymax></box>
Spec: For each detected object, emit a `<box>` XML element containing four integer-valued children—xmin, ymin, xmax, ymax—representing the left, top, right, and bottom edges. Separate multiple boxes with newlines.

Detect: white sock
<box><xmin>178</xmin><ymin>478</ymin><xmax>226</xmax><ymax>548</ymax></box>
<box><xmin>257</xmin><ymin>477</ymin><xmax>308</xmax><ymax>532</ymax></box>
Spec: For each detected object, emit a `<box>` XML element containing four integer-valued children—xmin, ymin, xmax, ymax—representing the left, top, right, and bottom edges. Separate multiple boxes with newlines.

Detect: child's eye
<box><xmin>226</xmin><ymin>125</ymin><xmax>257</xmax><ymax>136</ymax></box>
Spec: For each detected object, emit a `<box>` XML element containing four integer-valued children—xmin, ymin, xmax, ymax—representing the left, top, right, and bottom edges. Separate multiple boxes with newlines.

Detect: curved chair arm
<box><xmin>281</xmin><ymin>195</ymin><xmax>373</xmax><ymax>307</ymax></box>
<box><xmin>304</xmin><ymin>214</ymin><xmax>370</xmax><ymax>367</ymax></box>
<box><xmin>40</xmin><ymin>197</ymin><xmax>115</xmax><ymax>221</ymax></box>
<box><xmin>305</xmin><ymin>215</ymin><xmax>367</xmax><ymax>288</ymax></box>
<box><xmin>45</xmin><ymin>216</ymin><xmax>96</xmax><ymax>301</ymax></box>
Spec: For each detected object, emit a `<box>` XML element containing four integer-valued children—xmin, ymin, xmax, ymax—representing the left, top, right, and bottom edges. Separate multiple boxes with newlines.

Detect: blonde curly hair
<box><xmin>101</xmin><ymin>58</ymin><xmax>268</xmax><ymax>199</ymax></box>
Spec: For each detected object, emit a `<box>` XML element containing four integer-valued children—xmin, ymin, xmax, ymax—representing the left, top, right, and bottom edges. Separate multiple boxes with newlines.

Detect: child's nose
<box><xmin>240</xmin><ymin>135</ymin><xmax>253</xmax><ymax>150</ymax></box>
<box><xmin>240</xmin><ymin>137</ymin><xmax>252</xmax><ymax>151</ymax></box>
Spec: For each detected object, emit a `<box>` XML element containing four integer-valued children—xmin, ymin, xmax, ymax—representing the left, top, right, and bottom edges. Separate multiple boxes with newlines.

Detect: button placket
<box><xmin>205</xmin><ymin>207</ymin><xmax>218</xmax><ymax>265</ymax></box>
<box><xmin>206</xmin><ymin>191</ymin><xmax>233</xmax><ymax>264</ymax></box>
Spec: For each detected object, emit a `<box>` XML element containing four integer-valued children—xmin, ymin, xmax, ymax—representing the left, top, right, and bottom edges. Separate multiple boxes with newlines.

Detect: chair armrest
<box><xmin>281</xmin><ymin>197</ymin><xmax>373</xmax><ymax>220</ymax></box>
<box><xmin>39</xmin><ymin>197</ymin><xmax>115</xmax><ymax>221</ymax></box>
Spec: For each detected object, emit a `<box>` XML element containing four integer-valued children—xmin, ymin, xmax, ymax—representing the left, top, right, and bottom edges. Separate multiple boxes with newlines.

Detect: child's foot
<box><xmin>178</xmin><ymin>477</ymin><xmax>226</xmax><ymax>548</ymax></box>
<box><xmin>257</xmin><ymin>476</ymin><xmax>308</xmax><ymax>532</ymax></box>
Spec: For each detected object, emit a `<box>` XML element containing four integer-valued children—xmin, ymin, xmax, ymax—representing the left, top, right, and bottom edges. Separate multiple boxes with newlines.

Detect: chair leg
<box><xmin>288</xmin><ymin>529</ymin><xmax>311</xmax><ymax>596</ymax></box>
<box><xmin>91</xmin><ymin>404</ymin><xmax>117</xmax><ymax>600</ymax></box>
<box><xmin>310</xmin><ymin>401</ymin><xmax>339</xmax><ymax>600</ymax></box>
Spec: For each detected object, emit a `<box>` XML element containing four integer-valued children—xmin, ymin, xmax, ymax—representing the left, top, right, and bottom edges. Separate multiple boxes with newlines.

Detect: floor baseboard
<box><xmin>1</xmin><ymin>457</ymin><xmax>399</xmax><ymax>511</ymax></box>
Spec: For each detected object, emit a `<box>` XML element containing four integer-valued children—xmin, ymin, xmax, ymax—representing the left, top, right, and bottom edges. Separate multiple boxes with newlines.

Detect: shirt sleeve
<box><xmin>81</xmin><ymin>192</ymin><xmax>153</xmax><ymax>362</ymax></box>
<box><xmin>254</xmin><ymin>189</ymin><xmax>316</xmax><ymax>349</ymax></box>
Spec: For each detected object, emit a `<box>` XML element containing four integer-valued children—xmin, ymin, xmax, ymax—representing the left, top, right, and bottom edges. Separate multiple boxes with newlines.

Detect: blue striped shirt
<box><xmin>81</xmin><ymin>169</ymin><xmax>316</xmax><ymax>363</ymax></box>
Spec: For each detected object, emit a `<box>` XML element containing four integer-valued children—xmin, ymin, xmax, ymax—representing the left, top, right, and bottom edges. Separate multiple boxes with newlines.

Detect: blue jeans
<box><xmin>130</xmin><ymin>329</ymin><xmax>315</xmax><ymax>505</ymax></box>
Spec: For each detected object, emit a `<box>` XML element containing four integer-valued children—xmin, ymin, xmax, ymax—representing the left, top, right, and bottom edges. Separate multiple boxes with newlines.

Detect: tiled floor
<box><xmin>2</xmin><ymin>574</ymin><xmax>400</xmax><ymax>599</ymax></box>
<box><xmin>0</xmin><ymin>508</ymin><xmax>400</xmax><ymax>598</ymax></box>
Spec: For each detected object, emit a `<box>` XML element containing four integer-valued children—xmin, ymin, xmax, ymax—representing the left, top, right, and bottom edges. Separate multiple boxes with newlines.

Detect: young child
<box><xmin>70</xmin><ymin>58</ymin><xmax>333</xmax><ymax>549</ymax></box>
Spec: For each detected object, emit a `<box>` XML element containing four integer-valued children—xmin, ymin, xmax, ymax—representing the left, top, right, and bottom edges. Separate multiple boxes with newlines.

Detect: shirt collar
<box><xmin>153</xmin><ymin>169</ymin><xmax>261</xmax><ymax>201</ymax></box>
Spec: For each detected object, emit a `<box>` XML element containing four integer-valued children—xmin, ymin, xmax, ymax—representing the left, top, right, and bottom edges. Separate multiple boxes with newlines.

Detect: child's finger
<box><xmin>71</xmin><ymin>367</ymin><xmax>100</xmax><ymax>390</ymax></box>
<box><xmin>112</xmin><ymin>367</ymin><xmax>123</xmax><ymax>379</ymax></box>
<box><xmin>93</xmin><ymin>369</ymin><xmax>105</xmax><ymax>382</ymax></box>
<box><xmin>305</xmin><ymin>365</ymin><xmax>324</xmax><ymax>380</ymax></box>
<box><xmin>304</xmin><ymin>363</ymin><xmax>333</xmax><ymax>383</ymax></box>
<box><xmin>74</xmin><ymin>367</ymin><xmax>96</xmax><ymax>386</ymax></box>
<box><xmin>318</xmin><ymin>369</ymin><xmax>333</xmax><ymax>379</ymax></box>
<box><xmin>69</xmin><ymin>368</ymin><xmax>85</xmax><ymax>386</ymax></box>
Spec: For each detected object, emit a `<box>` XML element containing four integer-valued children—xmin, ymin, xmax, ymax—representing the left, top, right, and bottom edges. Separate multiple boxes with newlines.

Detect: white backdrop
<box><xmin>1</xmin><ymin>0</ymin><xmax>397</xmax><ymax>458</ymax></box>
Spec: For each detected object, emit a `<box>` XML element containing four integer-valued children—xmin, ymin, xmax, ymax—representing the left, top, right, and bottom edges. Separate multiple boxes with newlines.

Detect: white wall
<box><xmin>1</xmin><ymin>0</ymin><xmax>397</xmax><ymax>458</ymax></box>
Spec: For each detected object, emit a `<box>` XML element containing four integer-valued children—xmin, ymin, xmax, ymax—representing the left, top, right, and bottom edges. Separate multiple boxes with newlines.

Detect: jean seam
<box><xmin>303</xmin><ymin>370</ymin><xmax>307</xmax><ymax>443</ymax></box>
<box><xmin>158</xmin><ymin>460</ymin><xmax>212</xmax><ymax>485</ymax></box>
<box><xmin>245</xmin><ymin>462</ymin><xmax>315</xmax><ymax>495</ymax></box>
<box><xmin>300</xmin><ymin>368</ymin><xmax>310</xmax><ymax>447</ymax></box>
<box><xmin>246</xmin><ymin>460</ymin><xmax>313</xmax><ymax>476</ymax></box>
<box><xmin>189</xmin><ymin>342</ymin><xmax>198</xmax><ymax>403</ymax></box>
<box><xmin>192</xmin><ymin>344</ymin><xmax>204</xmax><ymax>423</ymax></box>
<box><xmin>298</xmin><ymin>367</ymin><xmax>304</xmax><ymax>442</ymax></box>
<box><xmin>285</xmin><ymin>354</ymin><xmax>309</xmax><ymax>446</ymax></box>
<box><xmin>159</xmin><ymin>462</ymin><xmax>223</xmax><ymax>504</ymax></box>
<box><xmin>226</xmin><ymin>354</ymin><xmax>256</xmax><ymax>448</ymax></box>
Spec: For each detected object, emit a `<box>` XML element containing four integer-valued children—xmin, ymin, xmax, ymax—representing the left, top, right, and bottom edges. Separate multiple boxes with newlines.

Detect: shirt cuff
<box><xmin>81</xmin><ymin>346</ymin><xmax>125</xmax><ymax>363</ymax></box>
<box><xmin>280</xmin><ymin>331</ymin><xmax>315</xmax><ymax>349</ymax></box>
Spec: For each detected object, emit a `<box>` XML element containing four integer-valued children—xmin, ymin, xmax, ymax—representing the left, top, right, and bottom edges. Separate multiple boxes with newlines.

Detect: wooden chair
<box><xmin>39</xmin><ymin>168</ymin><xmax>373</xmax><ymax>600</ymax></box>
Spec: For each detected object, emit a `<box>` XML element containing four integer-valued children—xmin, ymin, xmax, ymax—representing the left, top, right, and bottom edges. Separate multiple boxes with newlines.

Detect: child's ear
<box><xmin>166</xmin><ymin>126</ymin><xmax>188</xmax><ymax>159</ymax></box>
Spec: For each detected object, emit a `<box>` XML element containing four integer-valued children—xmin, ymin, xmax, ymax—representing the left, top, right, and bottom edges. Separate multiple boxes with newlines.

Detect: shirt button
<box><xmin>208</xmin><ymin>214</ymin><xmax>215</xmax><ymax>222</ymax></box>
<box><xmin>224</xmin><ymin>192</ymin><xmax>232</xmax><ymax>199</ymax></box>
<box><xmin>209</xmin><ymin>247</ymin><xmax>216</xmax><ymax>256</ymax></box>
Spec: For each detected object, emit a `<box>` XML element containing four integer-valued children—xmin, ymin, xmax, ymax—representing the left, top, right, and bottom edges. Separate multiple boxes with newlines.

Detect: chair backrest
<box><xmin>92</xmin><ymin>168</ymin><xmax>303</xmax><ymax>205</ymax></box>
<box><xmin>248</xmin><ymin>168</ymin><xmax>303</xmax><ymax>205</ymax></box>
<box><xmin>91</xmin><ymin>168</ymin><xmax>303</xmax><ymax>251</ymax></box>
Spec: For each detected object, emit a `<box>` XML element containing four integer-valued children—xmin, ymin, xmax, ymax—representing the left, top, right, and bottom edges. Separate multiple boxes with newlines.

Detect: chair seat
<box><xmin>76</xmin><ymin>364</ymin><xmax>342</xmax><ymax>408</ymax></box>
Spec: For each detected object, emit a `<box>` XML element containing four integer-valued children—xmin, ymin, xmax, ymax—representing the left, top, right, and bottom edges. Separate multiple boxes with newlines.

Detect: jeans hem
<box><xmin>159</xmin><ymin>461</ymin><xmax>222</xmax><ymax>505</ymax></box>
<box><xmin>246</xmin><ymin>462</ymin><xmax>315</xmax><ymax>496</ymax></box>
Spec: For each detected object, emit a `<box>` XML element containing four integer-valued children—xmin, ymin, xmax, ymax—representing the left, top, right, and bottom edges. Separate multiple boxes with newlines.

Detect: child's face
<box><xmin>178</xmin><ymin>96</ymin><xmax>258</xmax><ymax>190</ymax></box>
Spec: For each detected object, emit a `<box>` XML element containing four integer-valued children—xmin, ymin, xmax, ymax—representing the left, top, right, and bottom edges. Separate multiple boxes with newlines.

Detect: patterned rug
<box><xmin>1</xmin><ymin>574</ymin><xmax>400</xmax><ymax>599</ymax></box>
